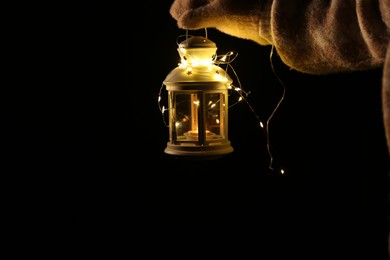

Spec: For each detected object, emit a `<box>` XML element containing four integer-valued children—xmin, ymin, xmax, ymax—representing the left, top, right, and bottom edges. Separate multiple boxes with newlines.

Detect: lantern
<box><xmin>163</xmin><ymin>35</ymin><xmax>234</xmax><ymax>159</ymax></box>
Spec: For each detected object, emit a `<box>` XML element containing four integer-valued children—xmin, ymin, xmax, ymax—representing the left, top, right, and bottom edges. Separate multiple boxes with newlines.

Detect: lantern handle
<box><xmin>185</xmin><ymin>28</ymin><xmax>208</xmax><ymax>40</ymax></box>
<box><xmin>177</xmin><ymin>28</ymin><xmax>209</xmax><ymax>46</ymax></box>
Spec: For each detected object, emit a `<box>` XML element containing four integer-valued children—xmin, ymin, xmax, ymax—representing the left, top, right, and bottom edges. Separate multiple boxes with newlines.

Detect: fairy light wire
<box><xmin>267</xmin><ymin>45</ymin><xmax>286</xmax><ymax>174</ymax></box>
<box><xmin>158</xmin><ymin>83</ymin><xmax>168</xmax><ymax>127</ymax></box>
<box><xmin>217</xmin><ymin>45</ymin><xmax>286</xmax><ymax>174</ymax></box>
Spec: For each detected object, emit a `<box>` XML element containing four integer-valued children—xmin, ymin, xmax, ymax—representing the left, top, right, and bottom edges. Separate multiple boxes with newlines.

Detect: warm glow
<box><xmin>186</xmin><ymin>129</ymin><xmax>214</xmax><ymax>136</ymax></box>
<box><xmin>214</xmin><ymin>73</ymin><xmax>228</xmax><ymax>82</ymax></box>
<box><xmin>159</xmin><ymin>34</ymin><xmax>285</xmax><ymax>173</ymax></box>
<box><xmin>178</xmin><ymin>61</ymin><xmax>188</xmax><ymax>67</ymax></box>
<box><xmin>178</xmin><ymin>47</ymin><xmax>214</xmax><ymax>67</ymax></box>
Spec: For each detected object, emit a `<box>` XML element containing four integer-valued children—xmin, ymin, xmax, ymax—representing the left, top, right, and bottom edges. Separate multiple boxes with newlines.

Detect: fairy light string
<box><xmin>158</xmin><ymin>31</ymin><xmax>286</xmax><ymax>175</ymax></box>
<box><xmin>267</xmin><ymin>45</ymin><xmax>286</xmax><ymax>174</ymax></box>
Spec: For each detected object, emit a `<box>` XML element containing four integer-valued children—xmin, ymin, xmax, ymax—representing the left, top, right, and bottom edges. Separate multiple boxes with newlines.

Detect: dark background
<box><xmin>9</xmin><ymin>2</ymin><xmax>389</xmax><ymax>259</ymax></box>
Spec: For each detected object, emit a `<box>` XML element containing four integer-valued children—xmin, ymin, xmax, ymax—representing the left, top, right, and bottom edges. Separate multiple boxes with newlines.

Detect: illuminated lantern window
<box><xmin>163</xmin><ymin>35</ymin><xmax>234</xmax><ymax>159</ymax></box>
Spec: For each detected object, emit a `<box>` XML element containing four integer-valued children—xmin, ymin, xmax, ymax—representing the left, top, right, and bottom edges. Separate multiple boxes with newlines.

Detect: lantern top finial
<box><xmin>179</xmin><ymin>36</ymin><xmax>216</xmax><ymax>48</ymax></box>
<box><xmin>177</xmin><ymin>36</ymin><xmax>218</xmax><ymax>63</ymax></box>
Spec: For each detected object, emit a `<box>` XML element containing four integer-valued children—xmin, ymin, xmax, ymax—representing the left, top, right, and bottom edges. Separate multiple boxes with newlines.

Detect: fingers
<box><xmin>168</xmin><ymin>0</ymin><xmax>266</xmax><ymax>45</ymax></box>
<box><xmin>170</xmin><ymin>0</ymin><xmax>211</xmax><ymax>20</ymax></box>
<box><xmin>170</xmin><ymin>0</ymin><xmax>219</xmax><ymax>29</ymax></box>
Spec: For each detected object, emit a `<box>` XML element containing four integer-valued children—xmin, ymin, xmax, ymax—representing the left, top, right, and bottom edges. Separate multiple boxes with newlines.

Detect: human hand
<box><xmin>169</xmin><ymin>0</ymin><xmax>268</xmax><ymax>45</ymax></box>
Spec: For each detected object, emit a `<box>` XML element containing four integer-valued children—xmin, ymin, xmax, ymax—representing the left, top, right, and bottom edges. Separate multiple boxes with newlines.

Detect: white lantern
<box><xmin>163</xmin><ymin>35</ymin><xmax>234</xmax><ymax>159</ymax></box>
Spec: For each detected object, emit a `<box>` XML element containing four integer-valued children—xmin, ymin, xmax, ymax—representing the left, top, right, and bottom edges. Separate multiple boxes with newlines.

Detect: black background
<box><xmin>9</xmin><ymin>2</ymin><xmax>389</xmax><ymax>259</ymax></box>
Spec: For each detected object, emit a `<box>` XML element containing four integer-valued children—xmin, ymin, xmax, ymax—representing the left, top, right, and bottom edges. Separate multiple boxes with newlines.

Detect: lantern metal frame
<box><xmin>163</xmin><ymin>35</ymin><xmax>234</xmax><ymax>159</ymax></box>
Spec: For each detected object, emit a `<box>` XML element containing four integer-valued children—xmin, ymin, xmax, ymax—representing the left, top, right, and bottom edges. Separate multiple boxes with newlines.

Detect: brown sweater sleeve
<box><xmin>261</xmin><ymin>0</ymin><xmax>390</xmax><ymax>154</ymax></box>
<box><xmin>259</xmin><ymin>0</ymin><xmax>390</xmax><ymax>74</ymax></box>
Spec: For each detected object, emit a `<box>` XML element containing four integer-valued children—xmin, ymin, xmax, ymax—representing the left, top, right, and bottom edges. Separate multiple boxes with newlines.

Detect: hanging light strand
<box><xmin>266</xmin><ymin>45</ymin><xmax>286</xmax><ymax>174</ymax></box>
<box><xmin>158</xmin><ymin>83</ymin><xmax>169</xmax><ymax>127</ymax></box>
<box><xmin>216</xmin><ymin>47</ymin><xmax>286</xmax><ymax>175</ymax></box>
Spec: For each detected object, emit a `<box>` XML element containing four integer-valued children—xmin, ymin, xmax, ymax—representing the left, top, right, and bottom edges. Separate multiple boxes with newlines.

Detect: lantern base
<box><xmin>164</xmin><ymin>142</ymin><xmax>234</xmax><ymax>160</ymax></box>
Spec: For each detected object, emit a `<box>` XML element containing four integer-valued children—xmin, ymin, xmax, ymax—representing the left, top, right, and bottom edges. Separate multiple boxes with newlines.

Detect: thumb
<box><xmin>170</xmin><ymin>0</ymin><xmax>221</xmax><ymax>30</ymax></box>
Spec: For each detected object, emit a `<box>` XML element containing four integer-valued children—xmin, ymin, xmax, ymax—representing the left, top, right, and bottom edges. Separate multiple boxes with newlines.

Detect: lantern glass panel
<box><xmin>204</xmin><ymin>92</ymin><xmax>226</xmax><ymax>141</ymax></box>
<box><xmin>173</xmin><ymin>93</ymin><xmax>196</xmax><ymax>142</ymax></box>
<box><xmin>171</xmin><ymin>90</ymin><xmax>227</xmax><ymax>145</ymax></box>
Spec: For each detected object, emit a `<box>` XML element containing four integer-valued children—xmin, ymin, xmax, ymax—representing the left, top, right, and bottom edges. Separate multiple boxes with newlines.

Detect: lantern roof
<box><xmin>164</xmin><ymin>35</ymin><xmax>232</xmax><ymax>89</ymax></box>
<box><xmin>163</xmin><ymin>65</ymin><xmax>233</xmax><ymax>89</ymax></box>
<box><xmin>178</xmin><ymin>36</ymin><xmax>217</xmax><ymax>48</ymax></box>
